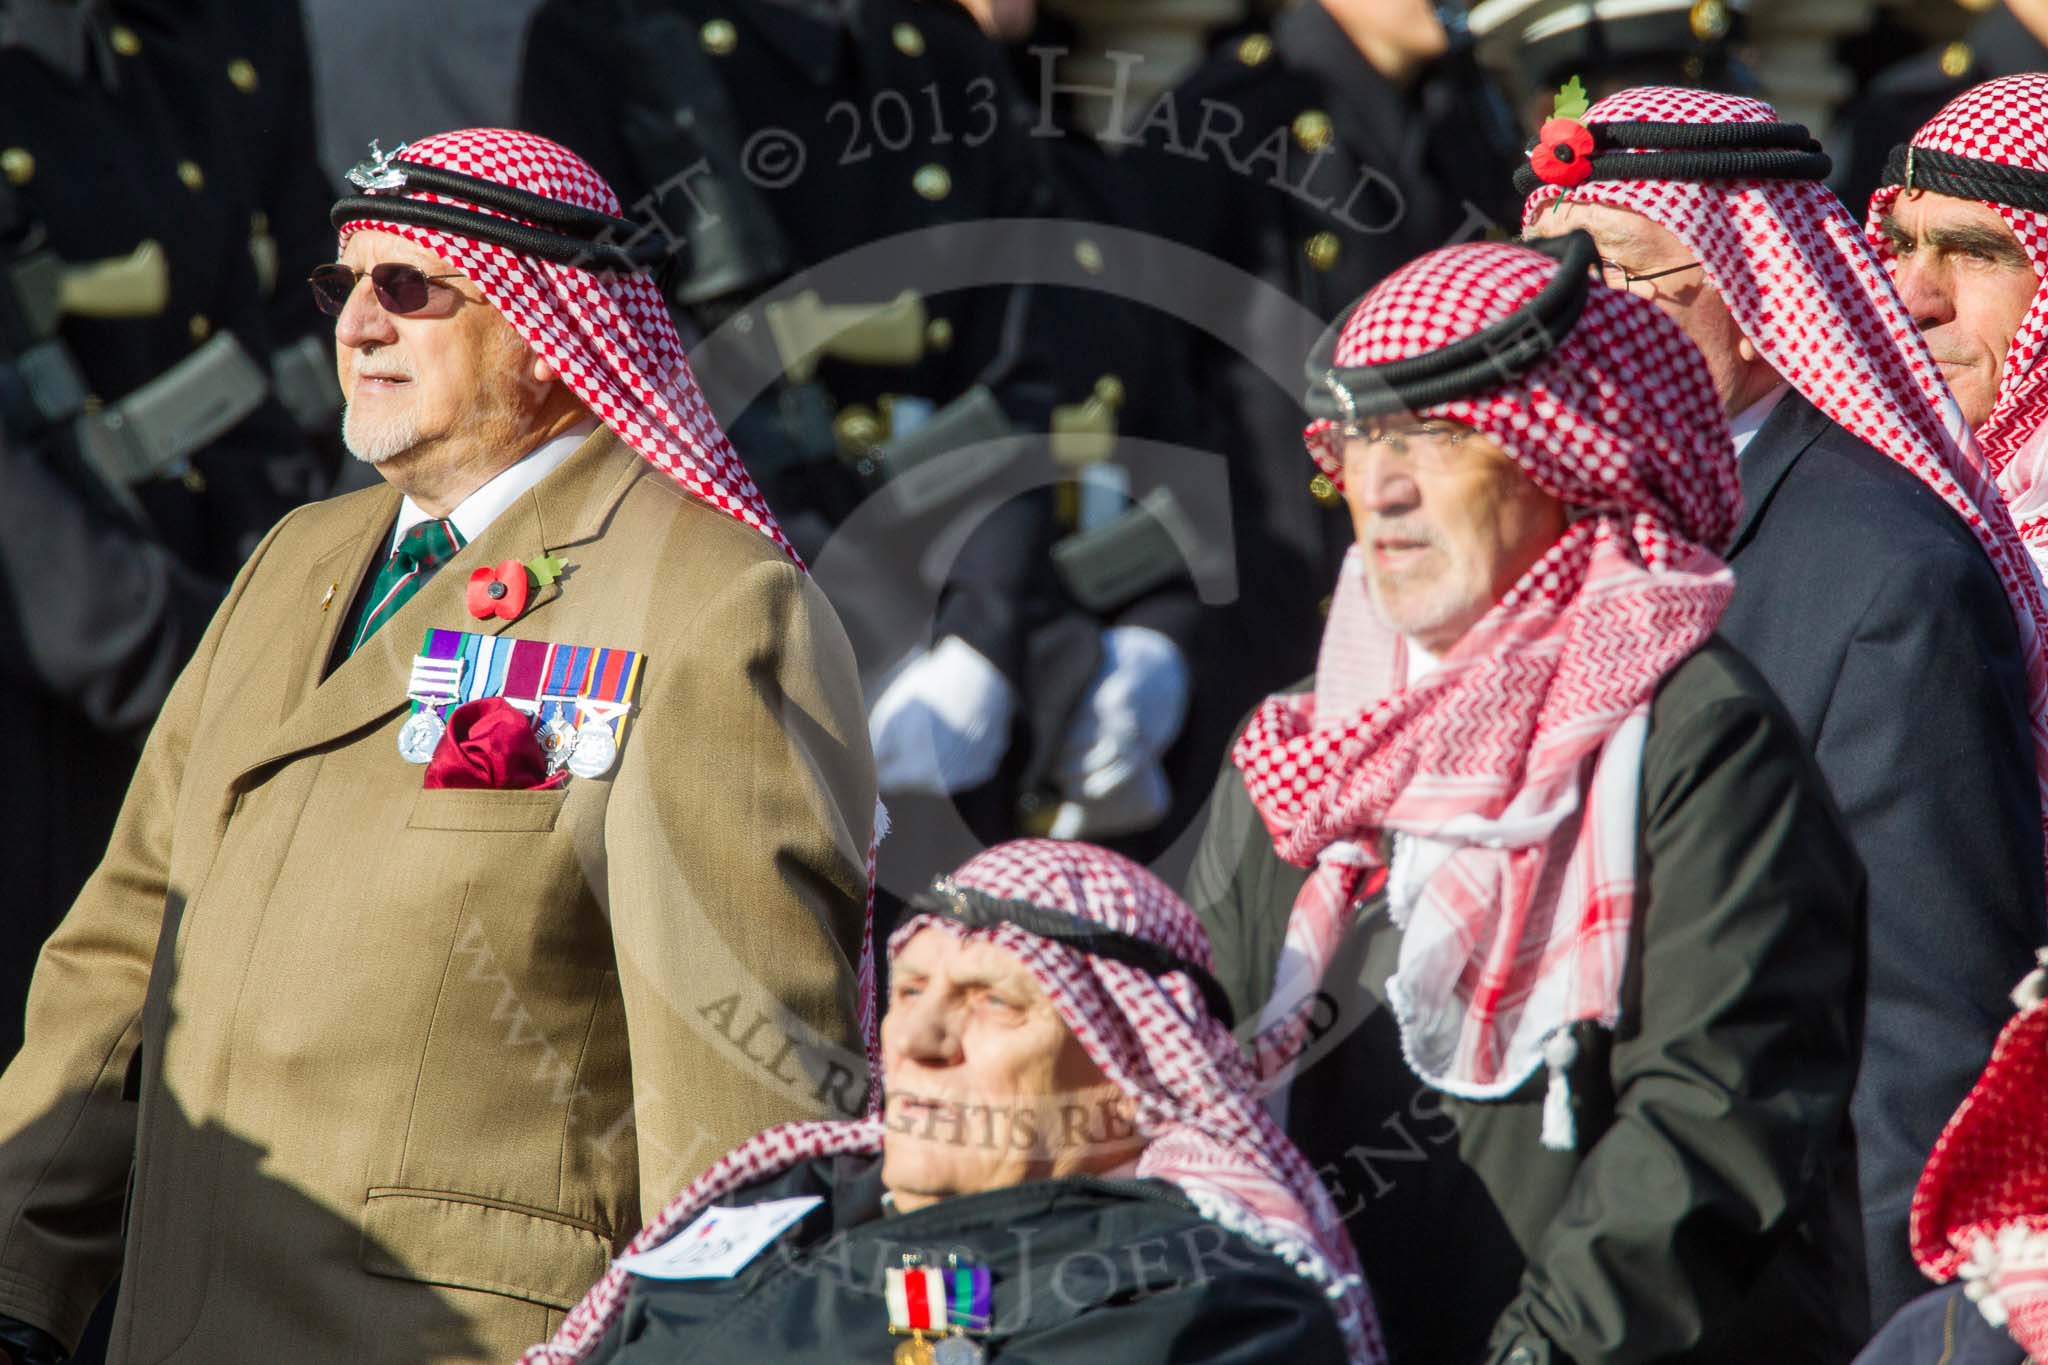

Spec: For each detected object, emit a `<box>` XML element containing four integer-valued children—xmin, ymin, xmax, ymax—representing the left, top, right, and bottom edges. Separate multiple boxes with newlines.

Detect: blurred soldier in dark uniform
<box><xmin>520</xmin><ymin>0</ymin><xmax>1070</xmax><ymax>906</ymax></box>
<box><xmin>1467</xmin><ymin>0</ymin><xmax>1755</xmax><ymax>130</ymax></box>
<box><xmin>0</xmin><ymin>0</ymin><xmax>319</xmax><ymax>1076</ymax></box>
<box><xmin>1833</xmin><ymin>0</ymin><xmax>2048</xmax><ymax>217</ymax></box>
<box><xmin>1132</xmin><ymin>0</ymin><xmax>1521</xmax><ymax>798</ymax></box>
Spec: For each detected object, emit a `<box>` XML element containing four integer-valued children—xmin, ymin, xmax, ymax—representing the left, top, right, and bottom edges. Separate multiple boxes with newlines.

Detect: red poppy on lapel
<box><xmin>466</xmin><ymin>559</ymin><xmax>532</xmax><ymax>621</ymax></box>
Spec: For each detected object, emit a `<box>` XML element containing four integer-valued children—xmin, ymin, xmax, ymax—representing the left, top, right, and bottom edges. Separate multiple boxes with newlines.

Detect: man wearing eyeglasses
<box><xmin>1521</xmin><ymin>86</ymin><xmax>2048</xmax><ymax>1330</ymax></box>
<box><xmin>0</xmin><ymin>129</ymin><xmax>879</xmax><ymax>1365</ymax></box>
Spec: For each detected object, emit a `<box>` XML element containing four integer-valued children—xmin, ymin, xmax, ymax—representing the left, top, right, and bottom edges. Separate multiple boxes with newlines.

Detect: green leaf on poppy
<box><xmin>1553</xmin><ymin>76</ymin><xmax>1589</xmax><ymax>122</ymax></box>
<box><xmin>525</xmin><ymin>554</ymin><xmax>567</xmax><ymax>587</ymax></box>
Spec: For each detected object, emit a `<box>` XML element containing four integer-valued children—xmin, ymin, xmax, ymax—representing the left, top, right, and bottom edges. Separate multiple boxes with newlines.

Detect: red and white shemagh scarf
<box><xmin>1232</xmin><ymin>242</ymin><xmax>1738</xmax><ymax>1138</ymax></box>
<box><xmin>337</xmin><ymin>128</ymin><xmax>879</xmax><ymax>1065</ymax></box>
<box><xmin>1525</xmin><ymin>87</ymin><xmax>2048</xmax><ymax>876</ymax></box>
<box><xmin>1909</xmin><ymin>952</ymin><xmax>2048</xmax><ymax>1353</ymax></box>
<box><xmin>523</xmin><ymin>839</ymin><xmax>1385</xmax><ymax>1365</ymax></box>
<box><xmin>1866</xmin><ymin>75</ymin><xmax>2048</xmax><ymax>563</ymax></box>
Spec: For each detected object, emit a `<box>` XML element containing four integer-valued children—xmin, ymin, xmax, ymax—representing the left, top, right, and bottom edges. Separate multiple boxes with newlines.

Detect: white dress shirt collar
<box><xmin>389</xmin><ymin>418</ymin><xmax>601</xmax><ymax>552</ymax></box>
<box><xmin>1728</xmin><ymin>384</ymin><xmax>1790</xmax><ymax>460</ymax></box>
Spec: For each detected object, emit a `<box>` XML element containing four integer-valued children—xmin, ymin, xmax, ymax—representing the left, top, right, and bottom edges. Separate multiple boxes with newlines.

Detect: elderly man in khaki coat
<box><xmin>0</xmin><ymin>130</ymin><xmax>877</xmax><ymax>1365</ymax></box>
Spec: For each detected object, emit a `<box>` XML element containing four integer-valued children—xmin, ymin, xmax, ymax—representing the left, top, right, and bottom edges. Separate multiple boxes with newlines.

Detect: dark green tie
<box><xmin>345</xmin><ymin>518</ymin><xmax>466</xmax><ymax>657</ymax></box>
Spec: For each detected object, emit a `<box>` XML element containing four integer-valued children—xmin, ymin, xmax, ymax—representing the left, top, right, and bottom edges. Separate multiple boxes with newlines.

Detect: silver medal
<box><xmin>542</xmin><ymin>714</ymin><xmax>578</xmax><ymax>771</ymax></box>
<box><xmin>566</xmin><ymin>721</ymin><xmax>618</xmax><ymax>779</ymax></box>
<box><xmin>397</xmin><ymin>707</ymin><xmax>445</xmax><ymax>764</ymax></box>
<box><xmin>933</xmin><ymin>1337</ymin><xmax>985</xmax><ymax>1365</ymax></box>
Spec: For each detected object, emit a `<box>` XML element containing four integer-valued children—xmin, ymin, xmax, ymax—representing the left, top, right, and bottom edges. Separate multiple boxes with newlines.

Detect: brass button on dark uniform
<box><xmin>1687</xmin><ymin>0</ymin><xmax>1729</xmax><ymax>40</ymax></box>
<box><xmin>188</xmin><ymin>314</ymin><xmax>211</xmax><ymax>343</ymax></box>
<box><xmin>700</xmin><ymin>19</ymin><xmax>738</xmax><ymax>54</ymax></box>
<box><xmin>912</xmin><ymin>164</ymin><xmax>951</xmax><ymax>201</ymax></box>
<box><xmin>1237</xmin><ymin>34</ymin><xmax>1272</xmax><ymax>66</ymax></box>
<box><xmin>1304</xmin><ymin>231</ymin><xmax>1341</xmax><ymax>271</ymax></box>
<box><xmin>1292</xmin><ymin>111</ymin><xmax>1334</xmax><ymax>154</ymax></box>
<box><xmin>891</xmin><ymin>22</ymin><xmax>925</xmax><ymax>57</ymax></box>
<box><xmin>227</xmin><ymin>58</ymin><xmax>259</xmax><ymax>93</ymax></box>
<box><xmin>1073</xmin><ymin>239</ymin><xmax>1105</xmax><ymax>275</ymax></box>
<box><xmin>924</xmin><ymin>318</ymin><xmax>954</xmax><ymax>352</ymax></box>
<box><xmin>0</xmin><ymin>147</ymin><xmax>33</xmax><ymax>187</ymax></box>
<box><xmin>177</xmin><ymin>160</ymin><xmax>205</xmax><ymax>191</ymax></box>
<box><xmin>109</xmin><ymin>24</ymin><xmax>140</xmax><ymax>56</ymax></box>
<box><xmin>1940</xmin><ymin>41</ymin><xmax>1973</xmax><ymax>78</ymax></box>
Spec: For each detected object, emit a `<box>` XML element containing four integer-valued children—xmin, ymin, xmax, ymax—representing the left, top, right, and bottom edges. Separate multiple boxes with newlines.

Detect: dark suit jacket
<box><xmin>1715</xmin><ymin>390</ymin><xmax>2045</xmax><ymax>1326</ymax></box>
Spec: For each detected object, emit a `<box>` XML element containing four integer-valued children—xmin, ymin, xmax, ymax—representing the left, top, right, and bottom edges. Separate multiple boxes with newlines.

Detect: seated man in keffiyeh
<box><xmin>1867</xmin><ymin>74</ymin><xmax>2048</xmax><ymax>577</ymax></box>
<box><xmin>1521</xmin><ymin>84</ymin><xmax>2048</xmax><ymax>1327</ymax></box>
<box><xmin>523</xmin><ymin>838</ymin><xmax>1382</xmax><ymax>1365</ymax></box>
<box><xmin>1188</xmin><ymin>235</ymin><xmax>1868</xmax><ymax>1362</ymax></box>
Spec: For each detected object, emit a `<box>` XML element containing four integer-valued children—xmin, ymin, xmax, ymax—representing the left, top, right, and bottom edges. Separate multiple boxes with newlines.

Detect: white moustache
<box><xmin>351</xmin><ymin>354</ymin><xmax>415</xmax><ymax>382</ymax></box>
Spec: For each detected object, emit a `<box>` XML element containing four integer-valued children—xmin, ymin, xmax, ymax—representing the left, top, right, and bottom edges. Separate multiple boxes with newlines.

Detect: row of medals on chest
<box><xmin>397</xmin><ymin>652</ymin><xmax>621</xmax><ymax>779</ymax></box>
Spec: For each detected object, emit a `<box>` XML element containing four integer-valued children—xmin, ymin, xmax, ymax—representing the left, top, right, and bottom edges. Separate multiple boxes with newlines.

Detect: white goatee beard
<box><xmin>341</xmin><ymin>400</ymin><xmax>423</xmax><ymax>465</ymax></box>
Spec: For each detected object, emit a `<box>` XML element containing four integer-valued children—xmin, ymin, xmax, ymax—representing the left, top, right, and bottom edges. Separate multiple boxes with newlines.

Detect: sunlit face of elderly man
<box><xmin>879</xmin><ymin>928</ymin><xmax>1140</xmax><ymax>1210</ymax></box>
<box><xmin>1338</xmin><ymin>420</ymin><xmax>1570</xmax><ymax>653</ymax></box>
<box><xmin>328</xmin><ymin>229</ymin><xmax>590</xmax><ymax>513</ymax></box>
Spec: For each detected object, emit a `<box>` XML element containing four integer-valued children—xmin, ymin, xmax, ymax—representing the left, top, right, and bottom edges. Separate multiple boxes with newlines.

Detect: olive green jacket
<box><xmin>1188</xmin><ymin>639</ymin><xmax>1869</xmax><ymax>1365</ymax></box>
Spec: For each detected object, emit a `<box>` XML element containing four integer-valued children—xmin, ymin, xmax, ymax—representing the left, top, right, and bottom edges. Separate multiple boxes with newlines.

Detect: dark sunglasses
<box><xmin>308</xmin><ymin>262</ymin><xmax>467</xmax><ymax>316</ymax></box>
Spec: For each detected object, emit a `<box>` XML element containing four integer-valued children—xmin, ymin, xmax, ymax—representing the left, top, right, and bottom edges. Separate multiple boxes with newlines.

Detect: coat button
<box><xmin>699</xmin><ymin>19</ymin><xmax>738</xmax><ymax>54</ymax></box>
<box><xmin>0</xmin><ymin>147</ymin><xmax>33</xmax><ymax>186</ymax></box>
<box><xmin>1940</xmin><ymin>40</ymin><xmax>1973</xmax><ymax>78</ymax></box>
<box><xmin>1236</xmin><ymin>33</ymin><xmax>1272</xmax><ymax>66</ymax></box>
<box><xmin>1688</xmin><ymin>0</ymin><xmax>1730</xmax><ymax>40</ymax></box>
<box><xmin>188</xmin><ymin>314</ymin><xmax>211</xmax><ymax>343</ymax></box>
<box><xmin>912</xmin><ymin>164</ymin><xmax>952</xmax><ymax>201</ymax></box>
<box><xmin>1310</xmin><ymin>473</ymin><xmax>1341</xmax><ymax>507</ymax></box>
<box><xmin>925</xmin><ymin>317</ymin><xmax>954</xmax><ymax>352</ymax></box>
<box><xmin>891</xmin><ymin>22</ymin><xmax>925</xmax><ymax>57</ymax></box>
<box><xmin>177</xmin><ymin>159</ymin><xmax>206</xmax><ymax>191</ymax></box>
<box><xmin>109</xmin><ymin>24</ymin><xmax>140</xmax><ymax>56</ymax></box>
<box><xmin>1073</xmin><ymin>239</ymin><xmax>1105</xmax><ymax>274</ymax></box>
<box><xmin>1304</xmin><ymin>231</ymin><xmax>1341</xmax><ymax>271</ymax></box>
<box><xmin>227</xmin><ymin>57</ymin><xmax>259</xmax><ymax>93</ymax></box>
<box><xmin>1292</xmin><ymin>110</ymin><xmax>1334</xmax><ymax>154</ymax></box>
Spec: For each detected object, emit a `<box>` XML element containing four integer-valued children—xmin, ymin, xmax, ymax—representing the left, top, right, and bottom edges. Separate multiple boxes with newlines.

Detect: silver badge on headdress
<box><xmin>347</xmin><ymin>139</ymin><xmax>411</xmax><ymax>192</ymax></box>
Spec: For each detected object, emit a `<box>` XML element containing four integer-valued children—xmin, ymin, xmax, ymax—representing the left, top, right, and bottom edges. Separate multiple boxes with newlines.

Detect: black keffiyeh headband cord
<box><xmin>1508</xmin><ymin>118</ymin><xmax>1832</xmax><ymax>199</ymax></box>
<box><xmin>1302</xmin><ymin>229</ymin><xmax>1598</xmax><ymax>426</ymax></box>
<box><xmin>911</xmin><ymin>879</ymin><xmax>1238</xmax><ymax>1029</ymax></box>
<box><xmin>1882</xmin><ymin>142</ymin><xmax>2048</xmax><ymax>216</ymax></box>
<box><xmin>331</xmin><ymin>140</ymin><xmax>667</xmax><ymax>273</ymax></box>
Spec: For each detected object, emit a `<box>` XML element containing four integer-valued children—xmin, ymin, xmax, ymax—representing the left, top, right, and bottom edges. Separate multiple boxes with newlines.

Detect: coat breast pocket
<box><xmin>406</xmin><ymin>787</ymin><xmax>569</xmax><ymax>833</ymax></box>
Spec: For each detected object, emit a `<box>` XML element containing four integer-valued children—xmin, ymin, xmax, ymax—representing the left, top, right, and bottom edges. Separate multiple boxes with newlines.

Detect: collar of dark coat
<box><xmin>238</xmin><ymin>423</ymin><xmax>644</xmax><ymax>788</ymax></box>
<box><xmin>1725</xmin><ymin>387</ymin><xmax>1830</xmax><ymax>560</ymax></box>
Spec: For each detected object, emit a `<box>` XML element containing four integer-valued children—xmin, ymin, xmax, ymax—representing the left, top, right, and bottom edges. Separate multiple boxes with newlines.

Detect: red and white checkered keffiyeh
<box><xmin>337</xmin><ymin>127</ymin><xmax>879</xmax><ymax>1076</ymax></box>
<box><xmin>1524</xmin><ymin>84</ymin><xmax>2048</xmax><ymax>895</ymax></box>
<box><xmin>1866</xmin><ymin>75</ymin><xmax>2048</xmax><ymax>564</ymax></box>
<box><xmin>1232</xmin><ymin>242</ymin><xmax>1737</xmax><ymax>1131</ymax></box>
<box><xmin>522</xmin><ymin>839</ymin><xmax>1385</xmax><ymax>1365</ymax></box>
<box><xmin>1908</xmin><ymin>953</ymin><xmax>2048</xmax><ymax>1352</ymax></box>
